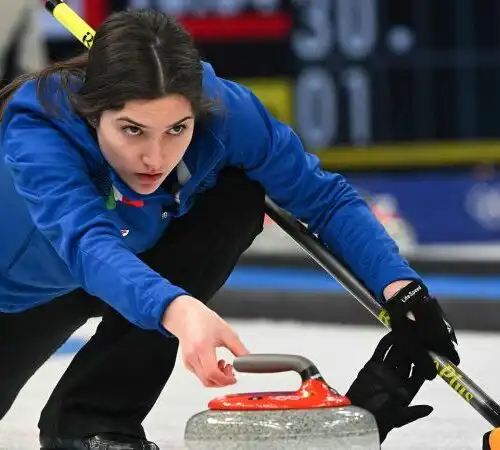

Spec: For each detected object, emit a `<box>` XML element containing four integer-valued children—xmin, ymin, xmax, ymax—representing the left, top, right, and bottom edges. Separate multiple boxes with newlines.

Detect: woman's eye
<box><xmin>122</xmin><ymin>126</ymin><xmax>142</xmax><ymax>136</ymax></box>
<box><xmin>168</xmin><ymin>124</ymin><xmax>186</xmax><ymax>136</ymax></box>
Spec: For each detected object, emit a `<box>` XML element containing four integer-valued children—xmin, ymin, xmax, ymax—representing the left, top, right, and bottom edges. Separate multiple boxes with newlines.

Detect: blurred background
<box><xmin>6</xmin><ymin>0</ymin><xmax>500</xmax><ymax>332</ymax></box>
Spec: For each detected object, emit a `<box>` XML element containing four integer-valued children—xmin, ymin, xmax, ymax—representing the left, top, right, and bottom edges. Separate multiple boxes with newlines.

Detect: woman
<box><xmin>0</xmin><ymin>8</ymin><xmax>458</xmax><ymax>450</ymax></box>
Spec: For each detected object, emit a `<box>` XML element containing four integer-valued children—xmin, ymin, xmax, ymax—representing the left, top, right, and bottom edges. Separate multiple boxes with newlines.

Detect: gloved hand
<box><xmin>346</xmin><ymin>331</ymin><xmax>433</xmax><ymax>444</ymax></box>
<box><xmin>483</xmin><ymin>428</ymin><xmax>500</xmax><ymax>449</ymax></box>
<box><xmin>385</xmin><ymin>280</ymin><xmax>460</xmax><ymax>380</ymax></box>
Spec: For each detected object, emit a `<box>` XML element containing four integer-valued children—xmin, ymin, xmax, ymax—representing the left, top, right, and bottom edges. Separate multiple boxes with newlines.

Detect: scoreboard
<box><xmin>42</xmin><ymin>0</ymin><xmax>500</xmax><ymax>169</ymax></box>
<box><xmin>290</xmin><ymin>0</ymin><xmax>500</xmax><ymax>168</ymax></box>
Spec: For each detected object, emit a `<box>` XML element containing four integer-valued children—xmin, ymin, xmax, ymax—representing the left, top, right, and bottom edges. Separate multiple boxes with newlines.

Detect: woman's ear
<box><xmin>87</xmin><ymin>116</ymin><xmax>99</xmax><ymax>128</ymax></box>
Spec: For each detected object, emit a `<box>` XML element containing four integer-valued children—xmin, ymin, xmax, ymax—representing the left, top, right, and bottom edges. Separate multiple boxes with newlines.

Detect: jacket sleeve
<box><xmin>2</xmin><ymin>112</ymin><xmax>187</xmax><ymax>332</ymax></box>
<box><xmin>220</xmin><ymin>78</ymin><xmax>420</xmax><ymax>300</ymax></box>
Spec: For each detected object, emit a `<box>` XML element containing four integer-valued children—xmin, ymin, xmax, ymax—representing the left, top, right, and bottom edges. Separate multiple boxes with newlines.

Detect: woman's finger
<box><xmin>223</xmin><ymin>363</ymin><xmax>234</xmax><ymax>378</ymax></box>
<box><xmin>222</xmin><ymin>330</ymin><xmax>249</xmax><ymax>357</ymax></box>
<box><xmin>184</xmin><ymin>350</ymin><xmax>212</xmax><ymax>386</ymax></box>
<box><xmin>217</xmin><ymin>359</ymin><xmax>235</xmax><ymax>379</ymax></box>
<box><xmin>200</xmin><ymin>346</ymin><xmax>235</xmax><ymax>387</ymax></box>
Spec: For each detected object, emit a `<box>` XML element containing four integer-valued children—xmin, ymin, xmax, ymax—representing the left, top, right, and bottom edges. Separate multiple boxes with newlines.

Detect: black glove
<box><xmin>346</xmin><ymin>331</ymin><xmax>433</xmax><ymax>444</ymax></box>
<box><xmin>385</xmin><ymin>280</ymin><xmax>460</xmax><ymax>380</ymax></box>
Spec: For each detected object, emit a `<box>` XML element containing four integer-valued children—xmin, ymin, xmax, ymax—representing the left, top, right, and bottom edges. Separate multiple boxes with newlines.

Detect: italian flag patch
<box><xmin>106</xmin><ymin>185</ymin><xmax>144</xmax><ymax>210</ymax></box>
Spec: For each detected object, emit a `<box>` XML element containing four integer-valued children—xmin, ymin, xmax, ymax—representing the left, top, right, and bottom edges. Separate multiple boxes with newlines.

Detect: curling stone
<box><xmin>184</xmin><ymin>354</ymin><xmax>380</xmax><ymax>449</ymax></box>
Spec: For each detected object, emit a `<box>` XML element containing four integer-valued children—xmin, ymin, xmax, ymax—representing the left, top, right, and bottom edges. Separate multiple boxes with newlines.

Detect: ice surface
<box><xmin>1</xmin><ymin>319</ymin><xmax>498</xmax><ymax>449</ymax></box>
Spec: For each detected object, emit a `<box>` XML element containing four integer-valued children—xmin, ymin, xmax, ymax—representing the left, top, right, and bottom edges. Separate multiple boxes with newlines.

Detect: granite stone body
<box><xmin>184</xmin><ymin>405</ymin><xmax>380</xmax><ymax>450</ymax></box>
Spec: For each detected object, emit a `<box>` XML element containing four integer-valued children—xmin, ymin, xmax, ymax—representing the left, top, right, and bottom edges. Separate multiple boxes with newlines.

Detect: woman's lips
<box><xmin>135</xmin><ymin>173</ymin><xmax>163</xmax><ymax>185</ymax></box>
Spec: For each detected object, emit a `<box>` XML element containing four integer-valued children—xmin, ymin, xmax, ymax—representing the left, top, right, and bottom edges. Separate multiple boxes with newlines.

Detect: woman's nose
<box><xmin>142</xmin><ymin>144</ymin><xmax>163</xmax><ymax>171</ymax></box>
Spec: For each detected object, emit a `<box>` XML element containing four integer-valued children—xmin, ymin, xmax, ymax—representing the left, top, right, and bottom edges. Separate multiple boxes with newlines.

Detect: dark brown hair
<box><xmin>0</xmin><ymin>9</ymin><xmax>214</xmax><ymax>122</ymax></box>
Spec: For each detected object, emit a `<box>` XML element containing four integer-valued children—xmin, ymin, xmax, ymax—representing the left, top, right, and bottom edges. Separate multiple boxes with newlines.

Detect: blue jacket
<box><xmin>0</xmin><ymin>62</ymin><xmax>419</xmax><ymax>333</ymax></box>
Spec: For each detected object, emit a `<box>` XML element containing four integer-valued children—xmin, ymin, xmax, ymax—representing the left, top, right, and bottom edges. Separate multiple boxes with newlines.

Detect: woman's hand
<box><xmin>384</xmin><ymin>280</ymin><xmax>459</xmax><ymax>380</ymax></box>
<box><xmin>346</xmin><ymin>331</ymin><xmax>433</xmax><ymax>443</ymax></box>
<box><xmin>162</xmin><ymin>295</ymin><xmax>249</xmax><ymax>387</ymax></box>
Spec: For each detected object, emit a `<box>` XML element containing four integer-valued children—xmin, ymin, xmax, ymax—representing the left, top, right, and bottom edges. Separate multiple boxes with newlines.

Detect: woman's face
<box><xmin>95</xmin><ymin>94</ymin><xmax>195</xmax><ymax>195</ymax></box>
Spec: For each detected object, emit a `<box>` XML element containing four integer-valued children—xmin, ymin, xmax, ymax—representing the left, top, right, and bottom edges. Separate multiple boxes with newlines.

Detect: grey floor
<box><xmin>0</xmin><ymin>319</ymin><xmax>497</xmax><ymax>449</ymax></box>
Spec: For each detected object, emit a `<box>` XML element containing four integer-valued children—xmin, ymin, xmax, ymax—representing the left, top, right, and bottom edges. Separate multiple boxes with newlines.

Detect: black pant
<box><xmin>0</xmin><ymin>168</ymin><xmax>265</xmax><ymax>439</ymax></box>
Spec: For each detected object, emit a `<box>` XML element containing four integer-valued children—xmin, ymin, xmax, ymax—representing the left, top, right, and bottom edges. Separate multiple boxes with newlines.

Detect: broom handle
<box><xmin>264</xmin><ymin>196</ymin><xmax>500</xmax><ymax>427</ymax></box>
